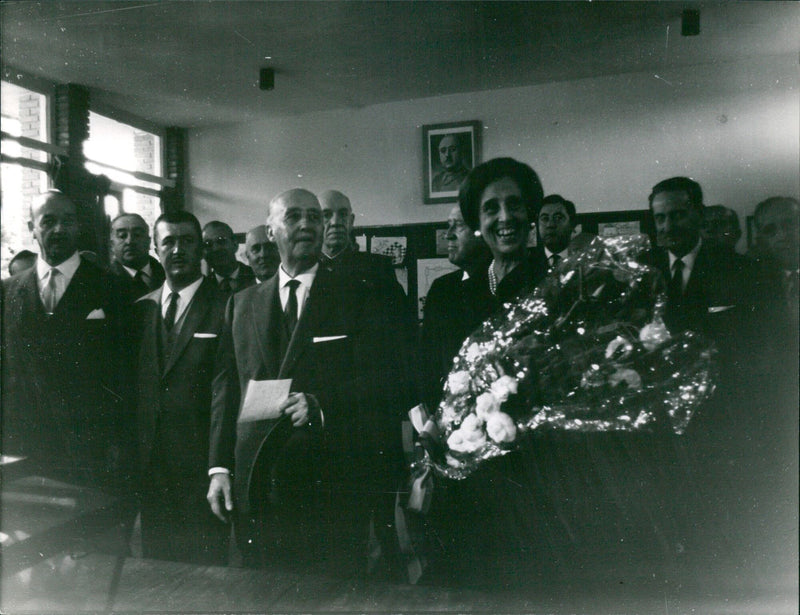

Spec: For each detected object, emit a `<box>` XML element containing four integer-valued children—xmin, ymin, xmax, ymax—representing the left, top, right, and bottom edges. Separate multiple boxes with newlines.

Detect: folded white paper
<box><xmin>86</xmin><ymin>308</ymin><xmax>106</xmax><ymax>319</ymax></box>
<box><xmin>313</xmin><ymin>335</ymin><xmax>347</xmax><ymax>343</ymax></box>
<box><xmin>238</xmin><ymin>379</ymin><xmax>292</xmax><ymax>422</ymax></box>
<box><xmin>193</xmin><ymin>333</ymin><xmax>217</xmax><ymax>338</ymax></box>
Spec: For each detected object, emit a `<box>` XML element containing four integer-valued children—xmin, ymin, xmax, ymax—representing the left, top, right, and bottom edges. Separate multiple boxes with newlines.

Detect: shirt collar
<box><xmin>544</xmin><ymin>246</ymin><xmax>569</xmax><ymax>262</ymax></box>
<box><xmin>37</xmin><ymin>251</ymin><xmax>81</xmax><ymax>283</ymax></box>
<box><xmin>122</xmin><ymin>261</ymin><xmax>152</xmax><ymax>278</ymax></box>
<box><xmin>163</xmin><ymin>275</ymin><xmax>204</xmax><ymax>307</ymax></box>
<box><xmin>669</xmin><ymin>237</ymin><xmax>702</xmax><ymax>271</ymax></box>
<box><xmin>461</xmin><ymin>270</ymin><xmax>470</xmax><ymax>282</ymax></box>
<box><xmin>214</xmin><ymin>264</ymin><xmax>240</xmax><ymax>283</ymax></box>
<box><xmin>278</xmin><ymin>262</ymin><xmax>319</xmax><ymax>289</ymax></box>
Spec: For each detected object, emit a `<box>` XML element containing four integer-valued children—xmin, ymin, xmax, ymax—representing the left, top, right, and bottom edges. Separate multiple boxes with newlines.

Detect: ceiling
<box><xmin>2</xmin><ymin>1</ymin><xmax>799</xmax><ymax>128</ymax></box>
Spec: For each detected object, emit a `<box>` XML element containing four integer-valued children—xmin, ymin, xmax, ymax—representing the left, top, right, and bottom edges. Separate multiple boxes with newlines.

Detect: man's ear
<box><xmin>266</xmin><ymin>224</ymin><xmax>276</xmax><ymax>243</ymax></box>
<box><xmin>28</xmin><ymin>220</ymin><xmax>34</xmax><ymax>233</ymax></box>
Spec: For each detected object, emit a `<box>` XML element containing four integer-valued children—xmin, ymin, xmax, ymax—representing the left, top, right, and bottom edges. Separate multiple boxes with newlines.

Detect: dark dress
<box><xmin>429</xmin><ymin>249</ymin><xmax>696</xmax><ymax>587</ymax></box>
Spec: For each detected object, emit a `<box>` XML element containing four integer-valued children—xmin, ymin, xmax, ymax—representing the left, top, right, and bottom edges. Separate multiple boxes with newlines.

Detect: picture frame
<box><xmin>423</xmin><ymin>120</ymin><xmax>481</xmax><ymax>204</ymax></box>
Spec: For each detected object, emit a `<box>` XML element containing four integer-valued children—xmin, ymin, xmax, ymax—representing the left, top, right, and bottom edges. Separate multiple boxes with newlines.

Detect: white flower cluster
<box><xmin>445</xmin><ymin>374</ymin><xmax>519</xmax><ymax>454</ymax></box>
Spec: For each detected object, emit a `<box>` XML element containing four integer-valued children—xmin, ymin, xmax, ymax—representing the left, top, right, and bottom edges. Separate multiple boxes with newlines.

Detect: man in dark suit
<box><xmin>109</xmin><ymin>213</ymin><xmax>166</xmax><ymax>301</ymax></box>
<box><xmin>207</xmin><ymin>189</ymin><xmax>414</xmax><ymax>576</ymax></box>
<box><xmin>134</xmin><ymin>210</ymin><xmax>229</xmax><ymax>565</ymax></box>
<box><xmin>244</xmin><ymin>224</ymin><xmax>280</xmax><ymax>283</ymax></box>
<box><xmin>1</xmin><ymin>191</ymin><xmax>131</xmax><ymax>490</ymax></box>
<box><xmin>318</xmin><ymin>189</ymin><xmax>398</xmax><ymax>283</ymax></box>
<box><xmin>534</xmin><ymin>194</ymin><xmax>578</xmax><ymax>272</ymax></box>
<box><xmin>202</xmin><ymin>220</ymin><xmax>256</xmax><ymax>294</ymax></box>
<box><xmin>419</xmin><ymin>205</ymin><xmax>491</xmax><ymax>409</ymax></box>
<box><xmin>646</xmin><ymin>176</ymin><xmax>787</xmax><ymax>570</ymax></box>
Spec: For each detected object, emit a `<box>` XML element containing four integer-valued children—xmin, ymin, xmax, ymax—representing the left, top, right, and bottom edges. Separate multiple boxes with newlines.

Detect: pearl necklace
<box><xmin>488</xmin><ymin>260</ymin><xmax>498</xmax><ymax>296</ymax></box>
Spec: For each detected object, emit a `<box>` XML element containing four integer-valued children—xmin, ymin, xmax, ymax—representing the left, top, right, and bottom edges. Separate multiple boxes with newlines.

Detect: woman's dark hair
<box><xmin>458</xmin><ymin>157</ymin><xmax>544</xmax><ymax>231</ymax></box>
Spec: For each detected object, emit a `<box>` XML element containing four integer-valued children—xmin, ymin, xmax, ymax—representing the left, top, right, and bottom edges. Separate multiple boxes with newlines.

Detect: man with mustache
<box><xmin>1</xmin><ymin>191</ymin><xmax>131</xmax><ymax>490</ymax></box>
<box><xmin>244</xmin><ymin>224</ymin><xmax>280</xmax><ymax>282</ymax></box>
<box><xmin>133</xmin><ymin>210</ymin><xmax>230</xmax><ymax>565</ymax></box>
<box><xmin>431</xmin><ymin>134</ymin><xmax>470</xmax><ymax>193</ymax></box>
<box><xmin>207</xmin><ymin>188</ymin><xmax>414</xmax><ymax>577</ymax></box>
<box><xmin>109</xmin><ymin>213</ymin><xmax>165</xmax><ymax>301</ymax></box>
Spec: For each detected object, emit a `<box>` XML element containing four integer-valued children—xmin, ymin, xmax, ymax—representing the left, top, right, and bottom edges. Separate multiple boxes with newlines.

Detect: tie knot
<box><xmin>673</xmin><ymin>258</ymin><xmax>684</xmax><ymax>273</ymax></box>
<box><xmin>286</xmin><ymin>279</ymin><xmax>300</xmax><ymax>291</ymax></box>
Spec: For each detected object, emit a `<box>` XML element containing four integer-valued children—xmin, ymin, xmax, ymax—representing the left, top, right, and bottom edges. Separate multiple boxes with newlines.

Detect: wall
<box><xmin>188</xmin><ymin>54</ymin><xmax>799</xmax><ymax>250</ymax></box>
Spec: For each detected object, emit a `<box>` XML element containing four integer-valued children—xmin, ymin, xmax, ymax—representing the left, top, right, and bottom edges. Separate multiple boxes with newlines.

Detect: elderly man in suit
<box><xmin>202</xmin><ymin>220</ymin><xmax>256</xmax><ymax>294</ymax></box>
<box><xmin>244</xmin><ymin>224</ymin><xmax>281</xmax><ymax>283</ymax></box>
<box><xmin>134</xmin><ymin>210</ymin><xmax>229</xmax><ymax>565</ymax></box>
<box><xmin>207</xmin><ymin>188</ymin><xmax>413</xmax><ymax>576</ymax></box>
<box><xmin>109</xmin><ymin>213</ymin><xmax>166</xmax><ymax>301</ymax></box>
<box><xmin>1</xmin><ymin>191</ymin><xmax>131</xmax><ymax>489</ymax></box>
<box><xmin>419</xmin><ymin>205</ymin><xmax>491</xmax><ymax>409</ymax></box>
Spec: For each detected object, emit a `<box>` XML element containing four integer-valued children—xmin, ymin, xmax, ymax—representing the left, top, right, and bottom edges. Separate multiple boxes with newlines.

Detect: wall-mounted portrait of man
<box><xmin>423</xmin><ymin>120</ymin><xmax>481</xmax><ymax>204</ymax></box>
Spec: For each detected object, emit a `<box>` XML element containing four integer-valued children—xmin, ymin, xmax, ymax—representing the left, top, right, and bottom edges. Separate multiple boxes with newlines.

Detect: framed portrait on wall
<box><xmin>423</xmin><ymin>120</ymin><xmax>481</xmax><ymax>204</ymax></box>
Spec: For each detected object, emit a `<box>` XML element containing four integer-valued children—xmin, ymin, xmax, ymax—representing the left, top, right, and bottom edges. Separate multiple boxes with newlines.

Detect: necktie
<box><xmin>550</xmin><ymin>254</ymin><xmax>561</xmax><ymax>269</ymax></box>
<box><xmin>219</xmin><ymin>277</ymin><xmax>232</xmax><ymax>293</ymax></box>
<box><xmin>43</xmin><ymin>268</ymin><xmax>60</xmax><ymax>314</ymax></box>
<box><xmin>284</xmin><ymin>279</ymin><xmax>300</xmax><ymax>335</ymax></box>
<box><xmin>134</xmin><ymin>269</ymin><xmax>151</xmax><ymax>290</ymax></box>
<box><xmin>668</xmin><ymin>258</ymin><xmax>684</xmax><ymax>305</ymax></box>
<box><xmin>164</xmin><ymin>292</ymin><xmax>179</xmax><ymax>332</ymax></box>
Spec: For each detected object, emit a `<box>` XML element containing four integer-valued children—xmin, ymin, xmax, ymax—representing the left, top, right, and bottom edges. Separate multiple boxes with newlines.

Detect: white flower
<box><xmin>465</xmin><ymin>343</ymin><xmax>483</xmax><ymax>363</ymax></box>
<box><xmin>605</xmin><ymin>335</ymin><xmax>634</xmax><ymax>360</ymax></box>
<box><xmin>475</xmin><ymin>392</ymin><xmax>500</xmax><ymax>422</ymax></box>
<box><xmin>446</xmin><ymin>414</ymin><xmax>487</xmax><ymax>453</ymax></box>
<box><xmin>580</xmin><ymin>365</ymin><xmax>605</xmax><ymax>389</ymax></box>
<box><xmin>639</xmin><ymin>320</ymin><xmax>671</xmax><ymax>351</ymax></box>
<box><xmin>486</xmin><ymin>412</ymin><xmax>517</xmax><ymax>444</ymax></box>
<box><xmin>609</xmin><ymin>368</ymin><xmax>642</xmax><ymax>391</ymax></box>
<box><xmin>490</xmin><ymin>375</ymin><xmax>518</xmax><ymax>402</ymax></box>
<box><xmin>447</xmin><ymin>371</ymin><xmax>471</xmax><ymax>395</ymax></box>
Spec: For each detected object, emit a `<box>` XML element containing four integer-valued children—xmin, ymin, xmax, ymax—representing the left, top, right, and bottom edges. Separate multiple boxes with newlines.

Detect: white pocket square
<box><xmin>193</xmin><ymin>333</ymin><xmax>217</xmax><ymax>338</ymax></box>
<box><xmin>313</xmin><ymin>335</ymin><xmax>347</xmax><ymax>343</ymax></box>
<box><xmin>708</xmin><ymin>305</ymin><xmax>735</xmax><ymax>313</ymax></box>
<box><xmin>86</xmin><ymin>309</ymin><xmax>106</xmax><ymax>320</ymax></box>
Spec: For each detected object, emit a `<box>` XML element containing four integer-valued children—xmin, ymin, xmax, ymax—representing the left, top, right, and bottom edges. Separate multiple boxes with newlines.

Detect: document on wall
<box><xmin>238</xmin><ymin>379</ymin><xmax>292</xmax><ymax>422</ymax></box>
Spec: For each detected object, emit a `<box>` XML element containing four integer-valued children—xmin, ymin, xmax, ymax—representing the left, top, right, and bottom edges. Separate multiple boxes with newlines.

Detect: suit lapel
<box><xmin>279</xmin><ymin>265</ymin><xmax>337</xmax><ymax>378</ymax></box>
<box><xmin>251</xmin><ymin>275</ymin><xmax>281</xmax><ymax>375</ymax></box>
<box><xmin>163</xmin><ymin>278</ymin><xmax>212</xmax><ymax>376</ymax></box>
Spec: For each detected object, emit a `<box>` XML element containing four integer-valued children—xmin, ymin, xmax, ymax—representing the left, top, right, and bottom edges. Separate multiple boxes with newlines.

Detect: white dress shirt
<box><xmin>668</xmin><ymin>238</ymin><xmax>702</xmax><ymax>291</ymax></box>
<box><xmin>37</xmin><ymin>251</ymin><xmax>81</xmax><ymax>310</ymax></box>
<box><xmin>161</xmin><ymin>276</ymin><xmax>204</xmax><ymax>332</ymax></box>
<box><xmin>277</xmin><ymin>263</ymin><xmax>318</xmax><ymax>317</ymax></box>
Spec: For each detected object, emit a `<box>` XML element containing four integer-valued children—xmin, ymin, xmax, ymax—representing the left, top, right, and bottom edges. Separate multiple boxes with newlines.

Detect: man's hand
<box><xmin>280</xmin><ymin>392</ymin><xmax>316</xmax><ymax>427</ymax></box>
<box><xmin>207</xmin><ymin>472</ymin><xmax>233</xmax><ymax>522</ymax></box>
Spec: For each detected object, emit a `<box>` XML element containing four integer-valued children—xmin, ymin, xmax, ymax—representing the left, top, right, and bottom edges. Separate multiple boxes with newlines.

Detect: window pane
<box><xmin>1</xmin><ymin>165</ymin><xmax>47</xmax><ymax>276</ymax></box>
<box><xmin>1</xmin><ymin>82</ymin><xmax>50</xmax><ymax>276</ymax></box>
<box><xmin>84</xmin><ymin>112</ymin><xmax>162</xmax><ymax>179</ymax></box>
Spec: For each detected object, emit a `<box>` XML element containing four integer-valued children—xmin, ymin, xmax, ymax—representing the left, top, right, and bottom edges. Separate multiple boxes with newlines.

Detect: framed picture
<box><xmin>423</xmin><ymin>120</ymin><xmax>481</xmax><ymax>204</ymax></box>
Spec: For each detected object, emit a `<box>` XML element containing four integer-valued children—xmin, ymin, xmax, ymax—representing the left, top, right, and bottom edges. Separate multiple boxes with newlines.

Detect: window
<box><xmin>1</xmin><ymin>80</ymin><xmax>53</xmax><ymax>275</ymax></box>
<box><xmin>84</xmin><ymin>111</ymin><xmax>165</xmax><ymax>231</ymax></box>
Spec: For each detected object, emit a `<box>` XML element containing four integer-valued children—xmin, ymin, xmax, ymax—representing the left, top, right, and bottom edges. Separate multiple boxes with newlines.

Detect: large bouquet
<box><xmin>419</xmin><ymin>234</ymin><xmax>717</xmax><ymax>480</ymax></box>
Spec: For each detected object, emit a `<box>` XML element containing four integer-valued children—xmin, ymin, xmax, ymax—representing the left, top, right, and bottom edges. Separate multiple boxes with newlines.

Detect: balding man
<box><xmin>1</xmin><ymin>191</ymin><xmax>132</xmax><ymax>490</ymax></box>
<box><xmin>208</xmin><ymin>189</ymin><xmax>414</xmax><ymax>577</ymax></box>
<box><xmin>244</xmin><ymin>224</ymin><xmax>280</xmax><ymax>283</ymax></box>
<box><xmin>202</xmin><ymin>221</ymin><xmax>256</xmax><ymax>294</ymax></box>
<box><xmin>109</xmin><ymin>213</ymin><xmax>165</xmax><ymax>301</ymax></box>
